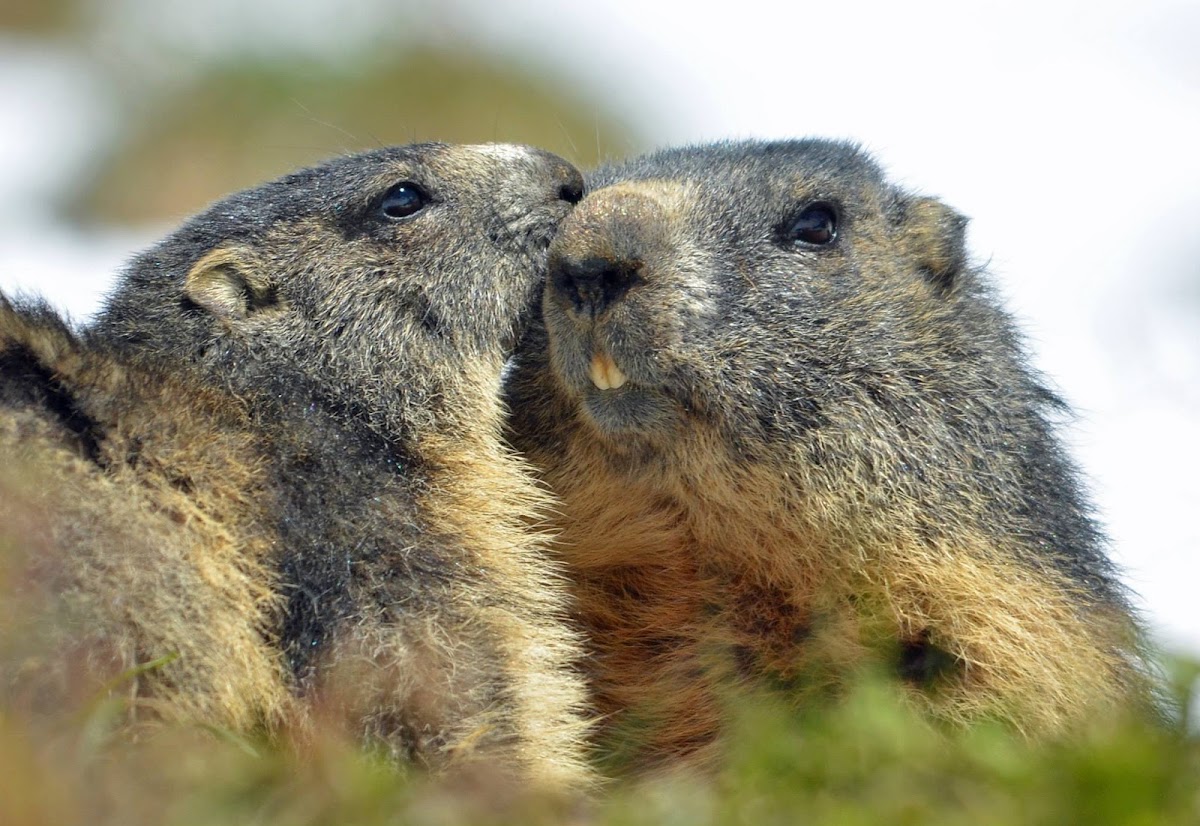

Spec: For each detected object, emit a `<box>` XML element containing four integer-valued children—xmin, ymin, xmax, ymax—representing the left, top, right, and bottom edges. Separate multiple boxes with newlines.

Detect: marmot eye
<box><xmin>788</xmin><ymin>202</ymin><xmax>838</xmax><ymax>246</ymax></box>
<box><xmin>379</xmin><ymin>182</ymin><xmax>429</xmax><ymax>220</ymax></box>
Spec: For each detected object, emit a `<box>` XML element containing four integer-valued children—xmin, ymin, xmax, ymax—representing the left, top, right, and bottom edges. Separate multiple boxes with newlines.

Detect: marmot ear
<box><xmin>896</xmin><ymin>196</ymin><xmax>968</xmax><ymax>295</ymax></box>
<box><xmin>184</xmin><ymin>246</ymin><xmax>279</xmax><ymax>320</ymax></box>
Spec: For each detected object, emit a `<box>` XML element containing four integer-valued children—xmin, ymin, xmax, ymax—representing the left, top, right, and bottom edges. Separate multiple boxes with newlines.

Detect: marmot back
<box><xmin>506</xmin><ymin>139</ymin><xmax>1152</xmax><ymax>771</ymax></box>
<box><xmin>1</xmin><ymin>142</ymin><xmax>592</xmax><ymax>788</ymax></box>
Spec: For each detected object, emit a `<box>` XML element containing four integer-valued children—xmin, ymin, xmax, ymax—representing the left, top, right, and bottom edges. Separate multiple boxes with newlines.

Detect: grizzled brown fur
<box><xmin>506</xmin><ymin>139</ymin><xmax>1152</xmax><ymax>772</ymax></box>
<box><xmin>0</xmin><ymin>143</ymin><xmax>592</xmax><ymax>787</ymax></box>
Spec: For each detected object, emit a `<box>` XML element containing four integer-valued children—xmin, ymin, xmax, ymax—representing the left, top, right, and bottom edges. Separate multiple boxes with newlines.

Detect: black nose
<box><xmin>530</xmin><ymin>149</ymin><xmax>585</xmax><ymax>206</ymax></box>
<box><xmin>550</xmin><ymin>255</ymin><xmax>640</xmax><ymax>319</ymax></box>
<box><xmin>558</xmin><ymin>179</ymin><xmax>584</xmax><ymax>205</ymax></box>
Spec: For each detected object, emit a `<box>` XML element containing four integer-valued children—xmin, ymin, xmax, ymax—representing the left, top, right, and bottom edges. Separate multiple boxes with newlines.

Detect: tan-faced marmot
<box><xmin>505</xmin><ymin>139</ymin><xmax>1153</xmax><ymax>772</ymax></box>
<box><xmin>0</xmin><ymin>142</ymin><xmax>592</xmax><ymax>788</ymax></box>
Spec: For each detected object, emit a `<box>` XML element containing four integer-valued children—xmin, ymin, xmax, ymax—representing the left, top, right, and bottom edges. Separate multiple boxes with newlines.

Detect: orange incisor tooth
<box><xmin>589</xmin><ymin>351</ymin><xmax>628</xmax><ymax>391</ymax></box>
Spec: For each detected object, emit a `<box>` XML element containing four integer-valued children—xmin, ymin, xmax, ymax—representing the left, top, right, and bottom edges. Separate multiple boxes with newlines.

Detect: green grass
<box><xmin>1</xmin><ymin>659</ymin><xmax>1196</xmax><ymax>826</ymax></box>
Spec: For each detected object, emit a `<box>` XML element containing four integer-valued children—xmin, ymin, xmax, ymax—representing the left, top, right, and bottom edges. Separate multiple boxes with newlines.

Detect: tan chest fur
<box><xmin>543</xmin><ymin>427</ymin><xmax>1137</xmax><ymax>770</ymax></box>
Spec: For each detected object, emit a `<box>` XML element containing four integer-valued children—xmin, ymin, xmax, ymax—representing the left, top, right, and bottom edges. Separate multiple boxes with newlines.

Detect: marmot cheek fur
<box><xmin>0</xmin><ymin>142</ymin><xmax>592</xmax><ymax>788</ymax></box>
<box><xmin>506</xmin><ymin>138</ymin><xmax>1154</xmax><ymax>772</ymax></box>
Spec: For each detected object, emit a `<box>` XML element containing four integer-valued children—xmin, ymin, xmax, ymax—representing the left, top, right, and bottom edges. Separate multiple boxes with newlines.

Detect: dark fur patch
<box><xmin>0</xmin><ymin>345</ymin><xmax>106</xmax><ymax>466</ymax></box>
<box><xmin>897</xmin><ymin>630</ymin><xmax>960</xmax><ymax>685</ymax></box>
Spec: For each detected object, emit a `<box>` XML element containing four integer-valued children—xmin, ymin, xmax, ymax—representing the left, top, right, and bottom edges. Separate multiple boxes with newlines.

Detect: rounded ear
<box><xmin>184</xmin><ymin>246</ymin><xmax>278</xmax><ymax>320</ymax></box>
<box><xmin>895</xmin><ymin>196</ymin><xmax>969</xmax><ymax>295</ymax></box>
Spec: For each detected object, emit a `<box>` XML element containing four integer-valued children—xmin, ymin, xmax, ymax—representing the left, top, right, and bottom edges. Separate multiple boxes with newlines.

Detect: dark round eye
<box><xmin>788</xmin><ymin>202</ymin><xmax>838</xmax><ymax>246</ymax></box>
<box><xmin>379</xmin><ymin>182</ymin><xmax>429</xmax><ymax>220</ymax></box>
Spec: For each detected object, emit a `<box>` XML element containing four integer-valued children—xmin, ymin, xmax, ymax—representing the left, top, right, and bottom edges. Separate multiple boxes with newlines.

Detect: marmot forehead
<box><xmin>171</xmin><ymin>142</ymin><xmax>561</xmax><ymax>245</ymax></box>
<box><xmin>588</xmin><ymin>138</ymin><xmax>888</xmax><ymax>194</ymax></box>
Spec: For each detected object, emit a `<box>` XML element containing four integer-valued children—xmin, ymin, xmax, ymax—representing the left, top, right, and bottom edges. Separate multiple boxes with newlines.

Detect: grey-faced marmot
<box><xmin>0</xmin><ymin>142</ymin><xmax>591</xmax><ymax>788</ymax></box>
<box><xmin>505</xmin><ymin>139</ymin><xmax>1152</xmax><ymax>771</ymax></box>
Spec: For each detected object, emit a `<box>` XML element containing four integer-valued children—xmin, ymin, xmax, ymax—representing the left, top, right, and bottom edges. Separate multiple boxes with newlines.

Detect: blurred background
<box><xmin>1</xmin><ymin>0</ymin><xmax>1196</xmax><ymax>655</ymax></box>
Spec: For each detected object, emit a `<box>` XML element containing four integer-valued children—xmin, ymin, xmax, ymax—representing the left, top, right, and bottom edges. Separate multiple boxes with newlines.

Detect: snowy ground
<box><xmin>2</xmin><ymin>0</ymin><xmax>1197</xmax><ymax>655</ymax></box>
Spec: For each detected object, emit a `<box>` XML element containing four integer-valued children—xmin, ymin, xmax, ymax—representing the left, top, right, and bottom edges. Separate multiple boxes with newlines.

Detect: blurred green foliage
<box><xmin>2</xmin><ymin>2</ymin><xmax>646</xmax><ymax>226</ymax></box>
<box><xmin>70</xmin><ymin>52</ymin><xmax>643</xmax><ymax>226</ymax></box>
<box><xmin>0</xmin><ymin>0</ymin><xmax>82</xmax><ymax>35</ymax></box>
<box><xmin>1</xmin><ymin>656</ymin><xmax>1196</xmax><ymax>826</ymax></box>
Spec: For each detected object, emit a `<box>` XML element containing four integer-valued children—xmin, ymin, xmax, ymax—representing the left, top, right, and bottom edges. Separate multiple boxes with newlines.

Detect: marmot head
<box><xmin>513</xmin><ymin>139</ymin><xmax>1022</xmax><ymax>468</ymax></box>
<box><xmin>509</xmin><ymin>138</ymin><xmax>1110</xmax><ymax>582</ymax></box>
<box><xmin>506</xmin><ymin>139</ymin><xmax>1140</xmax><ymax>727</ymax></box>
<box><xmin>97</xmin><ymin>143</ymin><xmax>583</xmax><ymax>436</ymax></box>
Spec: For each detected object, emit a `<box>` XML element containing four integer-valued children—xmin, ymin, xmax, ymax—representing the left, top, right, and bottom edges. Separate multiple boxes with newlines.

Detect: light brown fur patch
<box><xmin>0</xmin><ymin>314</ymin><xmax>290</xmax><ymax>733</ymax></box>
